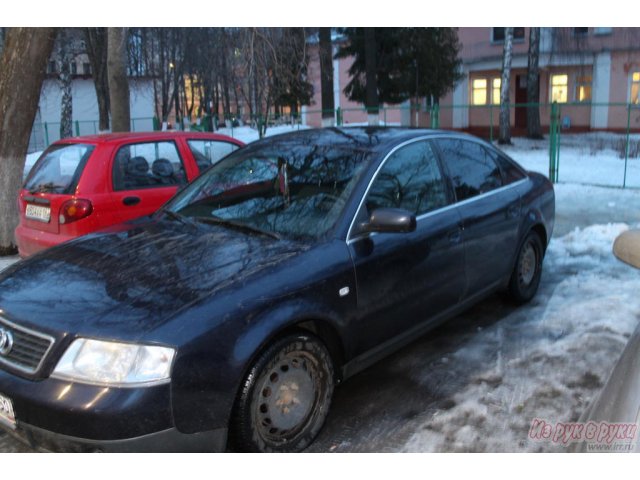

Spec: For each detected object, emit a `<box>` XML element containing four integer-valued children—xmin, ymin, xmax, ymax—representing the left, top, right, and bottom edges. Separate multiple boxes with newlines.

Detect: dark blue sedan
<box><xmin>0</xmin><ymin>128</ymin><xmax>554</xmax><ymax>452</ymax></box>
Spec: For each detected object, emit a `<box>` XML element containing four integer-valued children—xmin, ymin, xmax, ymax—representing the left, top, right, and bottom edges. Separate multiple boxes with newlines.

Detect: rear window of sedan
<box><xmin>24</xmin><ymin>143</ymin><xmax>95</xmax><ymax>194</ymax></box>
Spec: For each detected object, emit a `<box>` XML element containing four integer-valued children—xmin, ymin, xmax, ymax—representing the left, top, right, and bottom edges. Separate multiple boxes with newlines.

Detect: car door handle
<box><xmin>506</xmin><ymin>204</ymin><xmax>520</xmax><ymax>219</ymax></box>
<box><xmin>123</xmin><ymin>196</ymin><xmax>141</xmax><ymax>206</ymax></box>
<box><xmin>448</xmin><ymin>227</ymin><xmax>463</xmax><ymax>245</ymax></box>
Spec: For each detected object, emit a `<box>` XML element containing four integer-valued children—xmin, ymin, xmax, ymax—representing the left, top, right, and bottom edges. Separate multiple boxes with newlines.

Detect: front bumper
<box><xmin>0</xmin><ymin>367</ymin><xmax>227</xmax><ymax>452</ymax></box>
<box><xmin>2</xmin><ymin>421</ymin><xmax>227</xmax><ymax>453</ymax></box>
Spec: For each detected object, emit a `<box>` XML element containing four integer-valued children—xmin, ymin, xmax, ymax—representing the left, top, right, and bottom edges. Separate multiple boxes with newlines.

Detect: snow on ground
<box><xmin>498</xmin><ymin>133</ymin><xmax>640</xmax><ymax>189</ymax></box>
<box><xmin>403</xmin><ymin>221</ymin><xmax>640</xmax><ymax>452</ymax></box>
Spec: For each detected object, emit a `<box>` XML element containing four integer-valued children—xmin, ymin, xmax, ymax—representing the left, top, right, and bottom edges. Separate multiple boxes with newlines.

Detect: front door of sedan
<box><xmin>434</xmin><ymin>138</ymin><xmax>523</xmax><ymax>297</ymax></box>
<box><xmin>347</xmin><ymin>140</ymin><xmax>466</xmax><ymax>356</ymax></box>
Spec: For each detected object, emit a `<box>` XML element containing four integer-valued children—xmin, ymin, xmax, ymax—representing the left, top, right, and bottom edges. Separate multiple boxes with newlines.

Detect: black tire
<box><xmin>508</xmin><ymin>231</ymin><xmax>544</xmax><ymax>304</ymax></box>
<box><xmin>230</xmin><ymin>332</ymin><xmax>334</xmax><ymax>452</ymax></box>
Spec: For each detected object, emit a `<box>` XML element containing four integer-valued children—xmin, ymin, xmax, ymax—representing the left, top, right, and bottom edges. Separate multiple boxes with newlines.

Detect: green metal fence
<box><xmin>30</xmin><ymin>102</ymin><xmax>640</xmax><ymax>188</ymax></box>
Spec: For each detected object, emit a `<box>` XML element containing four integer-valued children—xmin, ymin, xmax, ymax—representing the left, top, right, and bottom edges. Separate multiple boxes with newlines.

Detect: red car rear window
<box><xmin>24</xmin><ymin>143</ymin><xmax>95</xmax><ymax>194</ymax></box>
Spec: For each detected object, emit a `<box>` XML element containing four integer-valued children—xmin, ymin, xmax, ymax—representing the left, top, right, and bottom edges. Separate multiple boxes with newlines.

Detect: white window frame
<box><xmin>491</xmin><ymin>28</ymin><xmax>525</xmax><ymax>44</ymax></box>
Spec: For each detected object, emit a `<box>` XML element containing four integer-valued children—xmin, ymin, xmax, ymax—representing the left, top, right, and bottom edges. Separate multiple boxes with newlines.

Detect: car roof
<box><xmin>55</xmin><ymin>131</ymin><xmax>244</xmax><ymax>146</ymax></box>
<box><xmin>243</xmin><ymin>127</ymin><xmax>476</xmax><ymax>155</ymax></box>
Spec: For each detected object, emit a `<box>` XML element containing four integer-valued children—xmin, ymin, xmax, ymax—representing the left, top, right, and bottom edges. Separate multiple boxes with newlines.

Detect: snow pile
<box><xmin>554</xmin><ymin>223</ymin><xmax>629</xmax><ymax>260</ymax></box>
<box><xmin>403</xmin><ymin>223</ymin><xmax>640</xmax><ymax>452</ymax></box>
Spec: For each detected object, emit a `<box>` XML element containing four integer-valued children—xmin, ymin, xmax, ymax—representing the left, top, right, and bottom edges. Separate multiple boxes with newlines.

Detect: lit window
<box><xmin>632</xmin><ymin>72</ymin><xmax>640</xmax><ymax>105</ymax></box>
<box><xmin>472</xmin><ymin>79</ymin><xmax>487</xmax><ymax>105</ymax></box>
<box><xmin>492</xmin><ymin>78</ymin><xmax>501</xmax><ymax>105</ymax></box>
<box><xmin>576</xmin><ymin>76</ymin><xmax>592</xmax><ymax>102</ymax></box>
<box><xmin>551</xmin><ymin>74</ymin><xmax>568</xmax><ymax>103</ymax></box>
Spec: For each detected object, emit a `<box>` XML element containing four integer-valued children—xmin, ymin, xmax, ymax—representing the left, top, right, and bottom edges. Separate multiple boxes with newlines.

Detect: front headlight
<box><xmin>52</xmin><ymin>338</ymin><xmax>176</xmax><ymax>387</ymax></box>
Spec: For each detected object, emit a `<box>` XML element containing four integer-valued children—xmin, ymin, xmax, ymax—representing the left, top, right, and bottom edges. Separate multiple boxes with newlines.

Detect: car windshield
<box><xmin>24</xmin><ymin>143</ymin><xmax>95</xmax><ymax>194</ymax></box>
<box><xmin>165</xmin><ymin>141</ymin><xmax>370</xmax><ymax>240</ymax></box>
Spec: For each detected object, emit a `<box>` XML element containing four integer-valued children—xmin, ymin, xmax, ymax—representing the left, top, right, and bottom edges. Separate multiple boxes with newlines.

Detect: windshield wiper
<box><xmin>29</xmin><ymin>182</ymin><xmax>66</xmax><ymax>194</ymax></box>
<box><xmin>160</xmin><ymin>209</ymin><xmax>196</xmax><ymax>227</ymax></box>
<box><xmin>191</xmin><ymin>216</ymin><xmax>282</xmax><ymax>240</ymax></box>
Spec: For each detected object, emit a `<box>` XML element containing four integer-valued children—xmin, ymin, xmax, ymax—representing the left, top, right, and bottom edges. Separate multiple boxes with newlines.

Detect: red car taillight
<box><xmin>59</xmin><ymin>199</ymin><xmax>93</xmax><ymax>225</ymax></box>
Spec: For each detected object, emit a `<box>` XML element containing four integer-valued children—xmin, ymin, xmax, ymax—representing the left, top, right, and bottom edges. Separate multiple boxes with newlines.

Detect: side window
<box><xmin>366</xmin><ymin>141</ymin><xmax>448</xmax><ymax>216</ymax></box>
<box><xmin>488</xmin><ymin>149</ymin><xmax>526</xmax><ymax>184</ymax></box>
<box><xmin>188</xmin><ymin>140</ymin><xmax>240</xmax><ymax>173</ymax></box>
<box><xmin>113</xmin><ymin>141</ymin><xmax>187</xmax><ymax>191</ymax></box>
<box><xmin>436</xmin><ymin>139</ymin><xmax>503</xmax><ymax>201</ymax></box>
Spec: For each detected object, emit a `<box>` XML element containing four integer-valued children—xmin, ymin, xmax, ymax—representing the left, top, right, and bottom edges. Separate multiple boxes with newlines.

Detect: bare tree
<box><xmin>319</xmin><ymin>28</ymin><xmax>335</xmax><ymax>127</ymax></box>
<box><xmin>84</xmin><ymin>27</ymin><xmax>110</xmax><ymax>132</ymax></box>
<box><xmin>107</xmin><ymin>27</ymin><xmax>130</xmax><ymax>132</ymax></box>
<box><xmin>499</xmin><ymin>28</ymin><xmax>514</xmax><ymax>145</ymax></box>
<box><xmin>54</xmin><ymin>28</ymin><xmax>84</xmax><ymax>139</ymax></box>
<box><xmin>233</xmin><ymin>28</ymin><xmax>312</xmax><ymax>137</ymax></box>
<box><xmin>0</xmin><ymin>28</ymin><xmax>57</xmax><ymax>254</ymax></box>
<box><xmin>527</xmin><ymin>27</ymin><xmax>543</xmax><ymax>139</ymax></box>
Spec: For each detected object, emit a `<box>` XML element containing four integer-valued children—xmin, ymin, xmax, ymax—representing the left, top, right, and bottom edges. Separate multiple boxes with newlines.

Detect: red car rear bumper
<box><xmin>15</xmin><ymin>224</ymin><xmax>75</xmax><ymax>258</ymax></box>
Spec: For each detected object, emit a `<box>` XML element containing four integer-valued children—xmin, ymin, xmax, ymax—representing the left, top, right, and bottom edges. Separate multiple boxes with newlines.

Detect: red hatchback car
<box><xmin>16</xmin><ymin>131</ymin><xmax>244</xmax><ymax>257</ymax></box>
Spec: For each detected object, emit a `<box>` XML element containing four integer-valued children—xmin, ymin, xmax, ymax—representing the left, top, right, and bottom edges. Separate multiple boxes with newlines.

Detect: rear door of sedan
<box><xmin>433</xmin><ymin>137</ymin><xmax>526</xmax><ymax>297</ymax></box>
<box><xmin>347</xmin><ymin>139</ymin><xmax>466</xmax><ymax>355</ymax></box>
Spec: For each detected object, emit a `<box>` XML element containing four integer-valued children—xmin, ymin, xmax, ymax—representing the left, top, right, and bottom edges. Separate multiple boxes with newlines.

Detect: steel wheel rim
<box><xmin>519</xmin><ymin>242</ymin><xmax>537</xmax><ymax>287</ymax></box>
<box><xmin>255</xmin><ymin>352</ymin><xmax>319</xmax><ymax>441</ymax></box>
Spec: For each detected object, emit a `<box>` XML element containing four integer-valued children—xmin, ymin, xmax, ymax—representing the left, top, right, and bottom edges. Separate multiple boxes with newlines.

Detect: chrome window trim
<box><xmin>345</xmin><ymin>133</ymin><xmax>528</xmax><ymax>244</ymax></box>
<box><xmin>0</xmin><ymin>314</ymin><xmax>56</xmax><ymax>375</ymax></box>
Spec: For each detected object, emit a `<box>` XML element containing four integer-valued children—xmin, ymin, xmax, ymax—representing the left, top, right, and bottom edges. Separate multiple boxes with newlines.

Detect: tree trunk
<box><xmin>57</xmin><ymin>29</ymin><xmax>74</xmax><ymax>139</ymax></box>
<box><xmin>526</xmin><ymin>27</ymin><xmax>543</xmax><ymax>139</ymax></box>
<box><xmin>364</xmin><ymin>28</ymin><xmax>379</xmax><ymax>125</ymax></box>
<box><xmin>499</xmin><ymin>28</ymin><xmax>514</xmax><ymax>145</ymax></box>
<box><xmin>84</xmin><ymin>28</ymin><xmax>110</xmax><ymax>132</ymax></box>
<box><xmin>319</xmin><ymin>27</ymin><xmax>335</xmax><ymax>127</ymax></box>
<box><xmin>0</xmin><ymin>28</ymin><xmax>57</xmax><ymax>254</ymax></box>
<box><xmin>107</xmin><ymin>27</ymin><xmax>130</xmax><ymax>132</ymax></box>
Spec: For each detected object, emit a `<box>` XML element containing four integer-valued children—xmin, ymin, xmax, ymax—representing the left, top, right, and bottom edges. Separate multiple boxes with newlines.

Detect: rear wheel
<box><xmin>231</xmin><ymin>333</ymin><xmax>334</xmax><ymax>452</ymax></box>
<box><xmin>508</xmin><ymin>231</ymin><xmax>544</xmax><ymax>303</ymax></box>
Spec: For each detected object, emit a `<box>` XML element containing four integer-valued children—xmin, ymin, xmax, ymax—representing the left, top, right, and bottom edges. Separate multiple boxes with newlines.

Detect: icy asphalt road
<box><xmin>1</xmin><ymin>183</ymin><xmax>640</xmax><ymax>453</ymax></box>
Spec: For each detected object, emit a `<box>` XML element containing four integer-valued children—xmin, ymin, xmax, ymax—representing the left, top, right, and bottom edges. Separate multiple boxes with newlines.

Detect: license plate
<box><xmin>25</xmin><ymin>204</ymin><xmax>51</xmax><ymax>223</ymax></box>
<box><xmin>0</xmin><ymin>392</ymin><xmax>16</xmax><ymax>429</ymax></box>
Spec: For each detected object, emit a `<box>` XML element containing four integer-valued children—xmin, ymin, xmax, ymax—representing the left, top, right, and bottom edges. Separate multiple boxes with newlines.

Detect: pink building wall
<box><xmin>304</xmin><ymin>28</ymin><xmax>640</xmax><ymax>133</ymax></box>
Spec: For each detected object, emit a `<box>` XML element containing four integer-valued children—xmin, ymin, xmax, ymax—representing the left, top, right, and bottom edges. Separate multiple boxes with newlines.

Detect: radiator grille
<box><xmin>0</xmin><ymin>316</ymin><xmax>54</xmax><ymax>375</ymax></box>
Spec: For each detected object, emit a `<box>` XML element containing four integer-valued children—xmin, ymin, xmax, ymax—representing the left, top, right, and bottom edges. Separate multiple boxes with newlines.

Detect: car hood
<box><xmin>0</xmin><ymin>218</ymin><xmax>309</xmax><ymax>340</ymax></box>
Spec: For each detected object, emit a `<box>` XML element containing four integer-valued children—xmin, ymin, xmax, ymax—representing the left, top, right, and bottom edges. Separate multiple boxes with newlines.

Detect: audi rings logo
<box><xmin>0</xmin><ymin>328</ymin><xmax>13</xmax><ymax>356</ymax></box>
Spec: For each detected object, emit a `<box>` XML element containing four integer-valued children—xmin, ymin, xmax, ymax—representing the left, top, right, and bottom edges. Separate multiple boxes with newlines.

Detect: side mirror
<box><xmin>359</xmin><ymin>208</ymin><xmax>417</xmax><ymax>235</ymax></box>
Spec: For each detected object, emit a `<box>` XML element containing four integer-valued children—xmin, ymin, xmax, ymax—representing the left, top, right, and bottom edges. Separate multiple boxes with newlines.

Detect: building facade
<box><xmin>304</xmin><ymin>28</ymin><xmax>640</xmax><ymax>134</ymax></box>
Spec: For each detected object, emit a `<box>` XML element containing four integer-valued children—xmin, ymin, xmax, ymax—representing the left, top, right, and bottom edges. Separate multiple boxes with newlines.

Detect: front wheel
<box><xmin>230</xmin><ymin>333</ymin><xmax>334</xmax><ymax>452</ymax></box>
<box><xmin>508</xmin><ymin>231</ymin><xmax>544</xmax><ymax>304</ymax></box>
